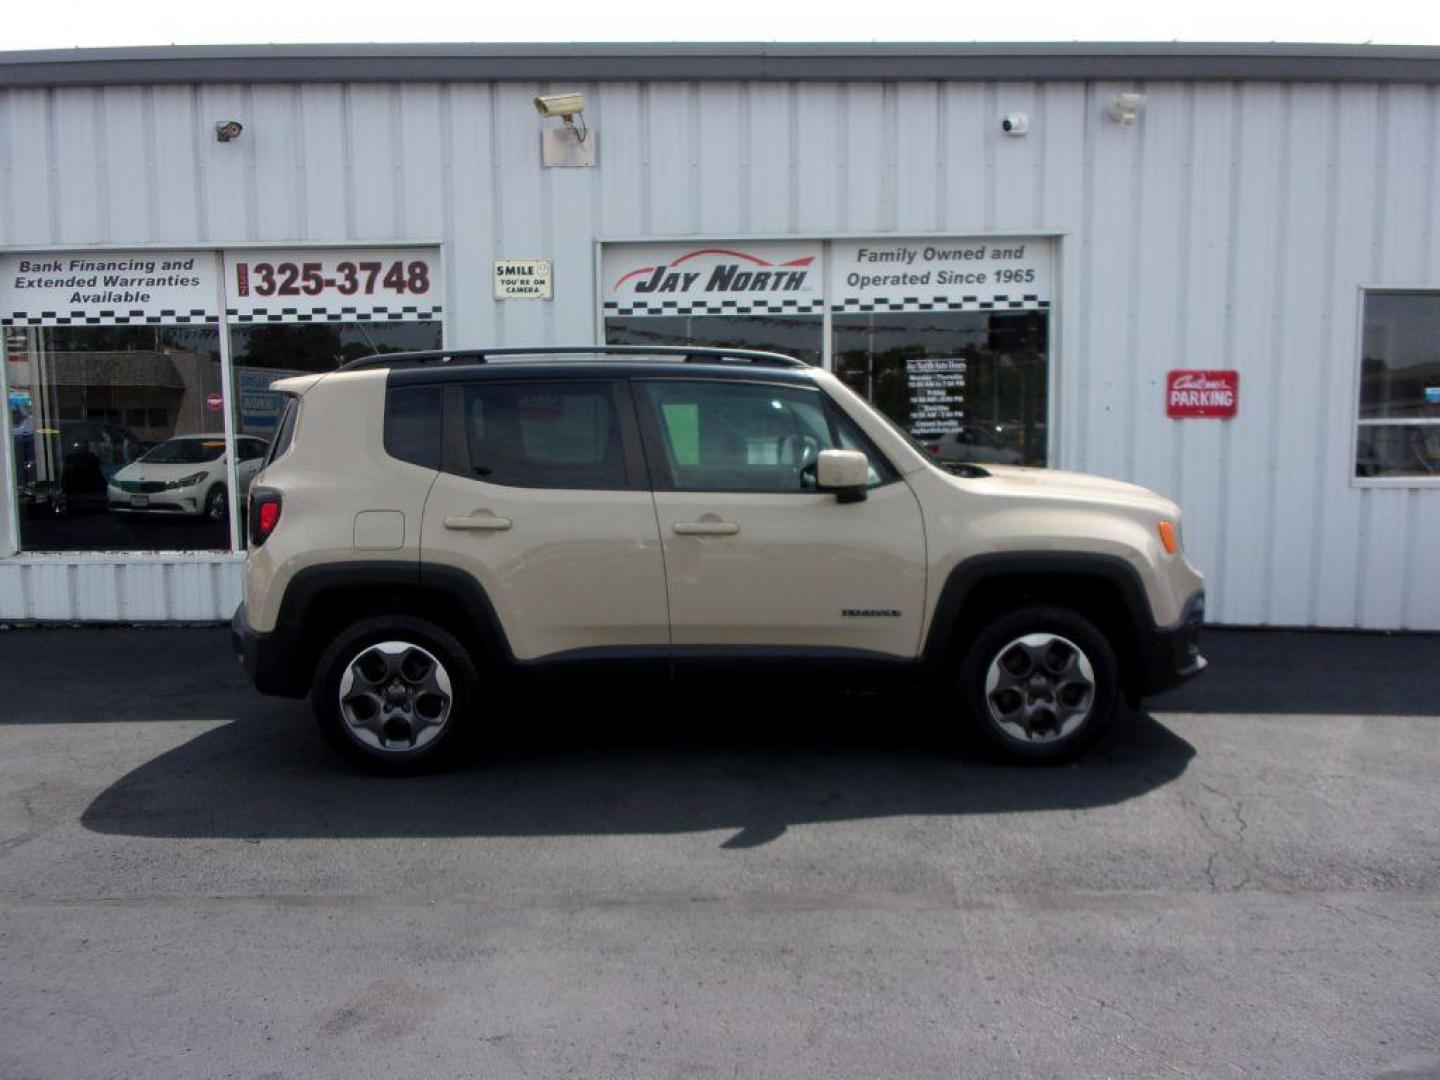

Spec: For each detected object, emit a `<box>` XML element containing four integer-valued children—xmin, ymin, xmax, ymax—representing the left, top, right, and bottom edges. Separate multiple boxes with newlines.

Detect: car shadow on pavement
<box><xmin>78</xmin><ymin>694</ymin><xmax>1195</xmax><ymax>845</ymax></box>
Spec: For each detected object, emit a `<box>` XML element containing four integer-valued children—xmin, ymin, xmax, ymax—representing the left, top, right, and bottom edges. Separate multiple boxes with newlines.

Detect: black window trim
<box><xmin>441</xmin><ymin>378</ymin><xmax>649</xmax><ymax>492</ymax></box>
<box><xmin>631</xmin><ymin>375</ymin><xmax>901</xmax><ymax>495</ymax></box>
<box><xmin>263</xmin><ymin>395</ymin><xmax>300</xmax><ymax>467</ymax></box>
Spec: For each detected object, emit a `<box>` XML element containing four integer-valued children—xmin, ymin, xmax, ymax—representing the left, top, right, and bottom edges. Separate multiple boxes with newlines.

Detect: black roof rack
<box><xmin>338</xmin><ymin>344</ymin><xmax>808</xmax><ymax>372</ymax></box>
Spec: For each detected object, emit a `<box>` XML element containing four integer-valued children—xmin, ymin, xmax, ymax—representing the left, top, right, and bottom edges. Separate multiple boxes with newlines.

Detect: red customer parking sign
<box><xmin>1167</xmin><ymin>370</ymin><xmax>1239</xmax><ymax>419</ymax></box>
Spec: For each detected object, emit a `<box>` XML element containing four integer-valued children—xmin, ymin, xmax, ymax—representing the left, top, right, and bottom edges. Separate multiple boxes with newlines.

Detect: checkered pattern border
<box><xmin>226</xmin><ymin>304</ymin><xmax>444</xmax><ymax>324</ymax></box>
<box><xmin>603</xmin><ymin>298</ymin><xmax>824</xmax><ymax>317</ymax></box>
<box><xmin>830</xmin><ymin>295</ymin><xmax>1050</xmax><ymax>314</ymax></box>
<box><xmin>2</xmin><ymin>308</ymin><xmax>219</xmax><ymax>327</ymax></box>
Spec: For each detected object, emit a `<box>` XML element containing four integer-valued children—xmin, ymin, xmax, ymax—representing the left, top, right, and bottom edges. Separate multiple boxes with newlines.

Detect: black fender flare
<box><xmin>249</xmin><ymin>560</ymin><xmax>516</xmax><ymax>696</ymax></box>
<box><xmin>919</xmin><ymin>551</ymin><xmax>1158</xmax><ymax>687</ymax></box>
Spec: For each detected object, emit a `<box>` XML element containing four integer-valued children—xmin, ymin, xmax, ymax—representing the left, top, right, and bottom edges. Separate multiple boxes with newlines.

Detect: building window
<box><xmin>1357</xmin><ymin>291</ymin><xmax>1440</xmax><ymax>480</ymax></box>
<box><xmin>599</xmin><ymin>238</ymin><xmax>1053</xmax><ymax>466</ymax></box>
<box><xmin>228</xmin><ymin>320</ymin><xmax>442</xmax><ymax>443</ymax></box>
<box><xmin>7</xmin><ymin>324</ymin><xmax>231</xmax><ymax>553</ymax></box>
<box><xmin>831</xmin><ymin>310</ymin><xmax>1048</xmax><ymax>467</ymax></box>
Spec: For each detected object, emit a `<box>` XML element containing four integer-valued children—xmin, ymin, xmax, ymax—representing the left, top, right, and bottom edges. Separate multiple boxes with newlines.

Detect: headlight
<box><xmin>166</xmin><ymin>472</ymin><xmax>209</xmax><ymax>489</ymax></box>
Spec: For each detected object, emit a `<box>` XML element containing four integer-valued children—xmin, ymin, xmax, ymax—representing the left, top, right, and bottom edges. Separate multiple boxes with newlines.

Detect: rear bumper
<box><xmin>231</xmin><ymin>603</ymin><xmax>309</xmax><ymax>698</ymax></box>
<box><xmin>1136</xmin><ymin>590</ymin><xmax>1208</xmax><ymax>698</ymax></box>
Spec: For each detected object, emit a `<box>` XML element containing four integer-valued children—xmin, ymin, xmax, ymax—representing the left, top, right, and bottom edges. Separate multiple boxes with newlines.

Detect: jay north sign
<box><xmin>630</xmin><ymin>261</ymin><xmax>810</xmax><ymax>295</ymax></box>
<box><xmin>618</xmin><ymin>247</ymin><xmax>814</xmax><ymax>295</ymax></box>
<box><xmin>602</xmin><ymin>241</ymin><xmax>823</xmax><ymax>316</ymax></box>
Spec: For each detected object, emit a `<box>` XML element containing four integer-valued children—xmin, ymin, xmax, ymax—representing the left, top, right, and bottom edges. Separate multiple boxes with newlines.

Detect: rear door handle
<box><xmin>444</xmin><ymin>514</ymin><xmax>512</xmax><ymax>531</ymax></box>
<box><xmin>673</xmin><ymin>520</ymin><xmax>740</xmax><ymax>536</ymax></box>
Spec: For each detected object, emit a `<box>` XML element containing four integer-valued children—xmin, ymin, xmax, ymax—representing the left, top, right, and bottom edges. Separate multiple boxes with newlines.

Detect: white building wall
<box><xmin>1</xmin><ymin>77</ymin><xmax>1438</xmax><ymax>628</ymax></box>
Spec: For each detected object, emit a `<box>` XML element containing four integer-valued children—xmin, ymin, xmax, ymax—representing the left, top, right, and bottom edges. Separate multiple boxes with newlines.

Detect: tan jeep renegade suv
<box><xmin>232</xmin><ymin>346</ymin><xmax>1206</xmax><ymax>770</ymax></box>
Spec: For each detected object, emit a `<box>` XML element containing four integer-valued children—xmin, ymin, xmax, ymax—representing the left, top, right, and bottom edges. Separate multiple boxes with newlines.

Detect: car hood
<box><xmin>113</xmin><ymin>459</ymin><xmax>222</xmax><ymax>483</ymax></box>
<box><xmin>953</xmin><ymin>464</ymin><xmax>1178</xmax><ymax>515</ymax></box>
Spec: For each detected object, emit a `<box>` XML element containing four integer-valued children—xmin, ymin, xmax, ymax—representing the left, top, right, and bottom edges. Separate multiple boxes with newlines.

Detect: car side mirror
<box><xmin>816</xmin><ymin>449</ymin><xmax>870</xmax><ymax>503</ymax></box>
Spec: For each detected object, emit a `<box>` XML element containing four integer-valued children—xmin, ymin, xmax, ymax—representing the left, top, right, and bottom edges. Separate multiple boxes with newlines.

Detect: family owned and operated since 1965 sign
<box><xmin>830</xmin><ymin>238</ymin><xmax>1053</xmax><ymax>313</ymax></box>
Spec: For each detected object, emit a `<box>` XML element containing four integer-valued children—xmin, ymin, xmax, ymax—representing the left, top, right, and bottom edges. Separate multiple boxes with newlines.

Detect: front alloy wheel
<box><xmin>984</xmin><ymin>633</ymin><xmax>1096</xmax><ymax>744</ymax></box>
<box><xmin>961</xmin><ymin>604</ymin><xmax>1120</xmax><ymax>762</ymax></box>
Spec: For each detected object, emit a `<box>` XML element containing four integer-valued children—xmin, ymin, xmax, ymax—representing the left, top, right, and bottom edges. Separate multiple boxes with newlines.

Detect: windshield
<box><xmin>140</xmin><ymin>439</ymin><xmax>225</xmax><ymax>465</ymax></box>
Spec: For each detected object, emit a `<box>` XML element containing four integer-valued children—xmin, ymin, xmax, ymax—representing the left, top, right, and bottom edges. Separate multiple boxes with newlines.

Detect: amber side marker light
<box><xmin>1158</xmin><ymin>521</ymin><xmax>1179</xmax><ymax>555</ymax></box>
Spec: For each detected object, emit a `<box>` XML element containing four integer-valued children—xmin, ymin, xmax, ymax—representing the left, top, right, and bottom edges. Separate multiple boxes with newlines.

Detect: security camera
<box><xmin>1001</xmin><ymin>113</ymin><xmax>1029</xmax><ymax>136</ymax></box>
<box><xmin>533</xmin><ymin>93</ymin><xmax>585</xmax><ymax>119</ymax></box>
<box><xmin>1108</xmin><ymin>93</ymin><xmax>1146</xmax><ymax>126</ymax></box>
<box><xmin>214</xmin><ymin>120</ymin><xmax>243</xmax><ymax>143</ymax></box>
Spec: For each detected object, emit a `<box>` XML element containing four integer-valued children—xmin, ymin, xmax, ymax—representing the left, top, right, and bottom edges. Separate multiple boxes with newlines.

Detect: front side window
<box><xmin>461</xmin><ymin>382</ymin><xmax>627</xmax><ymax>490</ymax></box>
<box><xmin>637</xmin><ymin>380</ymin><xmax>888</xmax><ymax>493</ymax></box>
<box><xmin>1357</xmin><ymin>291</ymin><xmax>1440</xmax><ymax>480</ymax></box>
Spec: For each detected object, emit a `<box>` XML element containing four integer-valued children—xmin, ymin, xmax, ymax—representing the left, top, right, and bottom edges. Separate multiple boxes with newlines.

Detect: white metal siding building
<box><xmin>1</xmin><ymin>43</ymin><xmax>1438</xmax><ymax>628</ymax></box>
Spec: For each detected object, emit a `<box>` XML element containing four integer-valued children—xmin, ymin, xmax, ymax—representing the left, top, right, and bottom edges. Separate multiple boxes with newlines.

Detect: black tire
<box><xmin>310</xmin><ymin>615</ymin><xmax>479</xmax><ymax>774</ymax></box>
<box><xmin>957</xmin><ymin>604</ymin><xmax>1120</xmax><ymax>763</ymax></box>
<box><xmin>204</xmin><ymin>484</ymin><xmax>227</xmax><ymax>522</ymax></box>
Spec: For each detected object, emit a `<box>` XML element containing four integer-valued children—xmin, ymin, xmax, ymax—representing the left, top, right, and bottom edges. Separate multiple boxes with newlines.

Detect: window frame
<box><xmin>631</xmin><ymin>375</ymin><xmax>900</xmax><ymax>495</ymax></box>
<box><xmin>441</xmin><ymin>378</ymin><xmax>650</xmax><ymax>492</ymax></box>
<box><xmin>1352</xmin><ymin>285</ymin><xmax>1440</xmax><ymax>488</ymax></box>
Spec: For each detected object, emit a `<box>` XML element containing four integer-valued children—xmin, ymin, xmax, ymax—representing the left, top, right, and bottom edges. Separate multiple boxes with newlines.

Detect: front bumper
<box><xmin>109</xmin><ymin>490</ymin><xmax>202</xmax><ymax>514</ymax></box>
<box><xmin>231</xmin><ymin>603</ymin><xmax>309</xmax><ymax>698</ymax></box>
<box><xmin>1135</xmin><ymin>590</ymin><xmax>1208</xmax><ymax>699</ymax></box>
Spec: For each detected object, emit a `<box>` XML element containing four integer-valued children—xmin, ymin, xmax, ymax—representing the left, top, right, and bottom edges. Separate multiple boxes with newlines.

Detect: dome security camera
<box><xmin>1001</xmin><ymin>113</ymin><xmax>1029</xmax><ymax>136</ymax></box>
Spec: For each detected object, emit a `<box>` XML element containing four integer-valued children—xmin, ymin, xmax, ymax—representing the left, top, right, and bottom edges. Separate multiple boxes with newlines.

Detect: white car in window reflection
<box><xmin>107</xmin><ymin>434</ymin><xmax>269</xmax><ymax>521</ymax></box>
<box><xmin>923</xmin><ymin>425</ymin><xmax>1025</xmax><ymax>467</ymax></box>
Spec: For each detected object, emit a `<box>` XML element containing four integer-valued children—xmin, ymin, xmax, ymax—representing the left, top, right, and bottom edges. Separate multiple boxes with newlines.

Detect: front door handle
<box><xmin>444</xmin><ymin>514</ymin><xmax>512</xmax><ymax>531</ymax></box>
<box><xmin>673</xmin><ymin>520</ymin><xmax>740</xmax><ymax>536</ymax></box>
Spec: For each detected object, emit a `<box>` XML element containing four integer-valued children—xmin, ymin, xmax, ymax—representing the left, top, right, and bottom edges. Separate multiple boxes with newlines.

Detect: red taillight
<box><xmin>249</xmin><ymin>490</ymin><xmax>282</xmax><ymax>546</ymax></box>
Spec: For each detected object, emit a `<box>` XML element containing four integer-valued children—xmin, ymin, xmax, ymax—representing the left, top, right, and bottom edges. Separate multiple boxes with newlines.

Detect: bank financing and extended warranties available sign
<box><xmin>2</xmin><ymin>250</ymin><xmax>220</xmax><ymax>326</ymax></box>
<box><xmin>1166</xmin><ymin>370</ymin><xmax>1239</xmax><ymax>419</ymax></box>
<box><xmin>602</xmin><ymin>242</ymin><xmax>823</xmax><ymax>317</ymax></box>
<box><xmin>224</xmin><ymin>247</ymin><xmax>443</xmax><ymax>323</ymax></box>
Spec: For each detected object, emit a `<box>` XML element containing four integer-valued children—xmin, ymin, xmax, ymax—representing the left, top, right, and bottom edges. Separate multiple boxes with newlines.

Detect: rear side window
<box><xmin>264</xmin><ymin>397</ymin><xmax>299</xmax><ymax>466</ymax></box>
<box><xmin>462</xmin><ymin>382</ymin><xmax>627</xmax><ymax>489</ymax></box>
<box><xmin>384</xmin><ymin>385</ymin><xmax>443</xmax><ymax>469</ymax></box>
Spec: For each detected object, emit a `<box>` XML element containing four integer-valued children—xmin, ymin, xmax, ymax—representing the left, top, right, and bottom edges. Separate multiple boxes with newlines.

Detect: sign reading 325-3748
<box><xmin>224</xmin><ymin>247</ymin><xmax>442</xmax><ymax>324</ymax></box>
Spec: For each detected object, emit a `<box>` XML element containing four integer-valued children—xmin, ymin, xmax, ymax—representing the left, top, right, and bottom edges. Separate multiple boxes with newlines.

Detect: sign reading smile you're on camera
<box><xmin>493</xmin><ymin>259</ymin><xmax>552</xmax><ymax>300</ymax></box>
<box><xmin>1</xmin><ymin>250</ymin><xmax>220</xmax><ymax>326</ymax></box>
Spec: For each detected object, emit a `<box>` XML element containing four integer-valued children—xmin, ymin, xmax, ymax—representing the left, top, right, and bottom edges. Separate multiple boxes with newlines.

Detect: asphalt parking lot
<box><xmin>1</xmin><ymin>626</ymin><xmax>1438</xmax><ymax>1079</ymax></box>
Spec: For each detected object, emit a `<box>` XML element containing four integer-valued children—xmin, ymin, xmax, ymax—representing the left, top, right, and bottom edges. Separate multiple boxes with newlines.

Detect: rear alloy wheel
<box><xmin>338</xmin><ymin>641</ymin><xmax>454</xmax><ymax>753</ymax></box>
<box><xmin>312</xmin><ymin>615</ymin><xmax>477</xmax><ymax>772</ymax></box>
<box><xmin>961</xmin><ymin>605</ymin><xmax>1120</xmax><ymax>762</ymax></box>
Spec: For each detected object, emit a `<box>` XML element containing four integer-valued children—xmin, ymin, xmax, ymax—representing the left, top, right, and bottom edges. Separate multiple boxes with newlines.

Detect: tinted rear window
<box><xmin>462</xmin><ymin>381</ymin><xmax>626</xmax><ymax>489</ymax></box>
<box><xmin>385</xmin><ymin>385</ymin><xmax>443</xmax><ymax>469</ymax></box>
